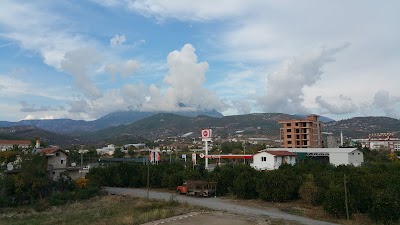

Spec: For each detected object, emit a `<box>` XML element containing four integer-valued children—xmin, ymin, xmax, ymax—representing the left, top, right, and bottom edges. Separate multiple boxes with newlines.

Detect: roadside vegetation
<box><xmin>0</xmin><ymin>195</ymin><xmax>196</xmax><ymax>225</ymax></box>
<box><xmin>88</xmin><ymin>147</ymin><xmax>400</xmax><ymax>225</ymax></box>
<box><xmin>0</xmin><ymin>152</ymin><xmax>101</xmax><ymax>210</ymax></box>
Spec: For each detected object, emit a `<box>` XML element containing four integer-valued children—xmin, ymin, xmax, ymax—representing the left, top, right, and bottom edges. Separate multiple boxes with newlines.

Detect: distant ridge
<box><xmin>0</xmin><ymin>109</ymin><xmax>224</xmax><ymax>134</ymax></box>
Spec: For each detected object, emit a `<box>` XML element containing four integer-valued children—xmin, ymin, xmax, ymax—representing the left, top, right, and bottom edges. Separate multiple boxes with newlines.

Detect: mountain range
<box><xmin>0</xmin><ymin>109</ymin><xmax>223</xmax><ymax>134</ymax></box>
<box><xmin>1</xmin><ymin>110</ymin><xmax>400</xmax><ymax>148</ymax></box>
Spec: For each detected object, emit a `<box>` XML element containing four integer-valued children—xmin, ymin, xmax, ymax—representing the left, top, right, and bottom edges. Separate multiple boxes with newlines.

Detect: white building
<box><xmin>0</xmin><ymin>140</ymin><xmax>31</xmax><ymax>151</ymax></box>
<box><xmin>268</xmin><ymin>148</ymin><xmax>364</xmax><ymax>167</ymax></box>
<box><xmin>353</xmin><ymin>133</ymin><xmax>400</xmax><ymax>152</ymax></box>
<box><xmin>96</xmin><ymin>144</ymin><xmax>116</xmax><ymax>155</ymax></box>
<box><xmin>251</xmin><ymin>150</ymin><xmax>297</xmax><ymax>171</ymax></box>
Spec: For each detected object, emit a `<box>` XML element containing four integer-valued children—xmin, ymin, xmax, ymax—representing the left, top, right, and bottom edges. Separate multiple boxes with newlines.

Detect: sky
<box><xmin>0</xmin><ymin>0</ymin><xmax>399</xmax><ymax>122</ymax></box>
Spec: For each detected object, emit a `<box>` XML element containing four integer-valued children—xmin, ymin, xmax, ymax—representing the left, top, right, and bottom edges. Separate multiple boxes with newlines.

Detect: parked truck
<box><xmin>176</xmin><ymin>180</ymin><xmax>217</xmax><ymax>197</ymax></box>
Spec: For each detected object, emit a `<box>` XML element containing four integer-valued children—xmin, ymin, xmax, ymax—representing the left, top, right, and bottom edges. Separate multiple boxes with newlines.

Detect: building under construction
<box><xmin>278</xmin><ymin>115</ymin><xmax>323</xmax><ymax>148</ymax></box>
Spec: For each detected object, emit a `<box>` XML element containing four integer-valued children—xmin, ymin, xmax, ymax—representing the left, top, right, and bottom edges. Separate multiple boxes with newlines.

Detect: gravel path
<box><xmin>105</xmin><ymin>187</ymin><xmax>338</xmax><ymax>225</ymax></box>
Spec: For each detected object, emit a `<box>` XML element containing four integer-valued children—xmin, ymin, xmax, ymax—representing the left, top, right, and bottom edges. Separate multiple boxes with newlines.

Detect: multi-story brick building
<box><xmin>278</xmin><ymin>115</ymin><xmax>323</xmax><ymax>148</ymax></box>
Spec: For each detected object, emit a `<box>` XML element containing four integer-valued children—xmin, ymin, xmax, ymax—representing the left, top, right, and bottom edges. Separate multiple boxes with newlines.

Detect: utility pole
<box><xmin>344</xmin><ymin>174</ymin><xmax>349</xmax><ymax>220</ymax></box>
<box><xmin>147</xmin><ymin>155</ymin><xmax>150</xmax><ymax>199</ymax></box>
<box><xmin>243</xmin><ymin>143</ymin><xmax>246</xmax><ymax>164</ymax></box>
<box><xmin>80</xmin><ymin>145</ymin><xmax>84</xmax><ymax>178</ymax></box>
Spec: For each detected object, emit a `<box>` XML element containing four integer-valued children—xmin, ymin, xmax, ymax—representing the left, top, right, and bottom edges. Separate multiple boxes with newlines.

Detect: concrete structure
<box><xmin>268</xmin><ymin>148</ymin><xmax>364</xmax><ymax>167</ymax></box>
<box><xmin>0</xmin><ymin>140</ymin><xmax>31</xmax><ymax>151</ymax></box>
<box><xmin>322</xmin><ymin>133</ymin><xmax>339</xmax><ymax>148</ymax></box>
<box><xmin>278</xmin><ymin>115</ymin><xmax>322</xmax><ymax>148</ymax></box>
<box><xmin>96</xmin><ymin>144</ymin><xmax>116</xmax><ymax>155</ymax></box>
<box><xmin>250</xmin><ymin>150</ymin><xmax>296</xmax><ymax>170</ymax></box>
<box><xmin>40</xmin><ymin>148</ymin><xmax>80</xmax><ymax>180</ymax></box>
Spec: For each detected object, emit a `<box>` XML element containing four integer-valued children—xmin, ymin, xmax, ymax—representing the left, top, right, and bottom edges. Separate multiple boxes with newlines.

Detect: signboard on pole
<box><xmin>192</xmin><ymin>153</ymin><xmax>197</xmax><ymax>165</ymax></box>
<box><xmin>201</xmin><ymin>129</ymin><xmax>212</xmax><ymax>141</ymax></box>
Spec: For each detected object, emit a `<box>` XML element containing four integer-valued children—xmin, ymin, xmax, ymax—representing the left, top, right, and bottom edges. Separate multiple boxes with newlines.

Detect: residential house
<box><xmin>251</xmin><ymin>150</ymin><xmax>297</xmax><ymax>170</ymax></box>
<box><xmin>40</xmin><ymin>148</ymin><xmax>80</xmax><ymax>180</ymax></box>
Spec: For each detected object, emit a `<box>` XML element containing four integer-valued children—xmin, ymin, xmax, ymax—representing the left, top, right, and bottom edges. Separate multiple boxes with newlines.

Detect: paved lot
<box><xmin>105</xmin><ymin>187</ymin><xmax>338</xmax><ymax>225</ymax></box>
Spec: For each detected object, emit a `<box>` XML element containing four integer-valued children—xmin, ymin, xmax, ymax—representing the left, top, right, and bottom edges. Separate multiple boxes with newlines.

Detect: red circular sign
<box><xmin>202</xmin><ymin>130</ymin><xmax>209</xmax><ymax>137</ymax></box>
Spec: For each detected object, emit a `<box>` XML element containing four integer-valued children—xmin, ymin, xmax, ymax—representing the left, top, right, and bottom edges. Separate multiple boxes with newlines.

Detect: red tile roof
<box><xmin>0</xmin><ymin>140</ymin><xmax>31</xmax><ymax>145</ymax></box>
<box><xmin>40</xmin><ymin>148</ymin><xmax>61</xmax><ymax>155</ymax></box>
<box><xmin>266</xmin><ymin>151</ymin><xmax>297</xmax><ymax>156</ymax></box>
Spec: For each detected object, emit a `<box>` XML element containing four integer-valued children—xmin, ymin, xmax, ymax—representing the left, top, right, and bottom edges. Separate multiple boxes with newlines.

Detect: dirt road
<box><xmin>105</xmin><ymin>187</ymin><xmax>338</xmax><ymax>225</ymax></box>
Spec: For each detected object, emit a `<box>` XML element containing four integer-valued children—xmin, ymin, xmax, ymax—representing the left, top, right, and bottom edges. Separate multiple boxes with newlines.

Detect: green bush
<box><xmin>233</xmin><ymin>170</ymin><xmax>259</xmax><ymax>199</ymax></box>
<box><xmin>368</xmin><ymin>189</ymin><xmax>400</xmax><ymax>224</ymax></box>
<box><xmin>48</xmin><ymin>192</ymin><xmax>74</xmax><ymax>206</ymax></box>
<box><xmin>256</xmin><ymin>169</ymin><xmax>302</xmax><ymax>202</ymax></box>
<box><xmin>299</xmin><ymin>174</ymin><xmax>318</xmax><ymax>204</ymax></box>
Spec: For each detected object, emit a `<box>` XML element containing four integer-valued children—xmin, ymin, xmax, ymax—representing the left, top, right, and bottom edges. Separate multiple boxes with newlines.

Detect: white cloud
<box><xmin>315</xmin><ymin>95</ymin><xmax>358</xmax><ymax>115</ymax></box>
<box><xmin>0</xmin><ymin>1</ymin><xmax>88</xmax><ymax>69</ymax></box>
<box><xmin>372</xmin><ymin>90</ymin><xmax>400</xmax><ymax>118</ymax></box>
<box><xmin>105</xmin><ymin>59</ymin><xmax>141</xmax><ymax>80</ymax></box>
<box><xmin>23</xmin><ymin>115</ymin><xmax>35</xmax><ymax>120</ymax></box>
<box><xmin>110</xmin><ymin>34</ymin><xmax>126</xmax><ymax>47</ymax></box>
<box><xmin>157</xmin><ymin>44</ymin><xmax>226</xmax><ymax>111</ymax></box>
<box><xmin>60</xmin><ymin>48</ymin><xmax>103</xmax><ymax>99</ymax></box>
<box><xmin>64</xmin><ymin>44</ymin><xmax>226</xmax><ymax>119</ymax></box>
<box><xmin>19</xmin><ymin>101</ymin><xmax>65</xmax><ymax>112</ymax></box>
<box><xmin>257</xmin><ymin>44</ymin><xmax>349</xmax><ymax>114</ymax></box>
<box><xmin>125</xmin><ymin>0</ymin><xmax>254</xmax><ymax>21</ymax></box>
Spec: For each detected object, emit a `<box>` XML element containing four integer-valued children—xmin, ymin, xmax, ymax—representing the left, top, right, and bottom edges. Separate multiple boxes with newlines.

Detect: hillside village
<box><xmin>1</xmin><ymin>114</ymin><xmax>399</xmax><ymax>178</ymax></box>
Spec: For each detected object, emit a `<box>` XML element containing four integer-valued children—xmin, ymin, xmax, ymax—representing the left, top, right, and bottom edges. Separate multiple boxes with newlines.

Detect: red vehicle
<box><xmin>177</xmin><ymin>180</ymin><xmax>217</xmax><ymax>197</ymax></box>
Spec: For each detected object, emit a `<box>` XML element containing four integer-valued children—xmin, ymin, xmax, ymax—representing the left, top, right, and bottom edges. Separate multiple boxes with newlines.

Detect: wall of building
<box><xmin>251</xmin><ymin>152</ymin><xmax>275</xmax><ymax>170</ymax></box>
<box><xmin>251</xmin><ymin>153</ymin><xmax>296</xmax><ymax>170</ymax></box>
<box><xmin>348</xmin><ymin>150</ymin><xmax>364</xmax><ymax>166</ymax></box>
<box><xmin>329</xmin><ymin>152</ymin><xmax>350</xmax><ymax>166</ymax></box>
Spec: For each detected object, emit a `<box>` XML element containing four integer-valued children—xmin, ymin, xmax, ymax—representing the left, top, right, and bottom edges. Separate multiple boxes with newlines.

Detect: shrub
<box><xmin>322</xmin><ymin>184</ymin><xmax>354</xmax><ymax>218</ymax></box>
<box><xmin>233</xmin><ymin>170</ymin><xmax>259</xmax><ymax>199</ymax></box>
<box><xmin>368</xmin><ymin>189</ymin><xmax>400</xmax><ymax>224</ymax></box>
<box><xmin>299</xmin><ymin>174</ymin><xmax>318</xmax><ymax>204</ymax></box>
<box><xmin>256</xmin><ymin>169</ymin><xmax>302</xmax><ymax>202</ymax></box>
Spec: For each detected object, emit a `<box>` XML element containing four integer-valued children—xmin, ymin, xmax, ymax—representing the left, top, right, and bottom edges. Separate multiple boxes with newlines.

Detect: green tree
<box><xmin>299</xmin><ymin>174</ymin><xmax>318</xmax><ymax>204</ymax></box>
<box><xmin>113</xmin><ymin>147</ymin><xmax>124</xmax><ymax>158</ymax></box>
<box><xmin>233</xmin><ymin>169</ymin><xmax>259</xmax><ymax>199</ymax></box>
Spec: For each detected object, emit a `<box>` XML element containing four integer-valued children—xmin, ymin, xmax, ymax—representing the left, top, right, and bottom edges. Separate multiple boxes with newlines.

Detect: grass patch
<box><xmin>0</xmin><ymin>195</ymin><xmax>199</xmax><ymax>225</ymax></box>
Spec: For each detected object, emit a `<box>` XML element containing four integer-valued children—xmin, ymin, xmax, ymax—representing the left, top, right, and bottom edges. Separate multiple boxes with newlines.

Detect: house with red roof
<box><xmin>0</xmin><ymin>140</ymin><xmax>31</xmax><ymax>151</ymax></box>
<box><xmin>39</xmin><ymin>148</ymin><xmax>80</xmax><ymax>180</ymax></box>
<box><xmin>250</xmin><ymin>150</ymin><xmax>297</xmax><ymax>170</ymax></box>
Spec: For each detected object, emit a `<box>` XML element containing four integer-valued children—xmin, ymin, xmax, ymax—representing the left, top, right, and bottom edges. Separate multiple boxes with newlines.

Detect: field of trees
<box><xmin>87</xmin><ymin>148</ymin><xmax>400</xmax><ymax>225</ymax></box>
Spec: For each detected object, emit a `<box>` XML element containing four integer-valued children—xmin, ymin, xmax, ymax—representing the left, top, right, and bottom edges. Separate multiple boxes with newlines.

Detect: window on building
<box><xmin>287</xmin><ymin>129</ymin><xmax>292</xmax><ymax>132</ymax></box>
<box><xmin>261</xmin><ymin>157</ymin><xmax>266</xmax><ymax>162</ymax></box>
<box><xmin>295</xmin><ymin>123</ymin><xmax>298</xmax><ymax>126</ymax></box>
<box><xmin>352</xmin><ymin>153</ymin><xmax>354</xmax><ymax>155</ymax></box>
<box><xmin>287</xmin><ymin>135</ymin><xmax>292</xmax><ymax>138</ymax></box>
<box><xmin>286</xmin><ymin>123</ymin><xmax>291</xmax><ymax>126</ymax></box>
<box><xmin>288</xmin><ymin>141</ymin><xmax>292</xmax><ymax>144</ymax></box>
<box><xmin>303</xmin><ymin>140</ymin><xmax>308</xmax><ymax>145</ymax></box>
<box><xmin>296</xmin><ymin>141</ymin><xmax>300</xmax><ymax>145</ymax></box>
<box><xmin>52</xmin><ymin>172</ymin><xmax>55</xmax><ymax>175</ymax></box>
<box><xmin>56</xmin><ymin>152</ymin><xmax>60</xmax><ymax>156</ymax></box>
<box><xmin>296</xmin><ymin>129</ymin><xmax>300</xmax><ymax>133</ymax></box>
<box><xmin>61</xmin><ymin>160</ymin><xmax>64</xmax><ymax>164</ymax></box>
<box><xmin>358</xmin><ymin>153</ymin><xmax>360</xmax><ymax>155</ymax></box>
<box><xmin>296</xmin><ymin>135</ymin><xmax>300</xmax><ymax>139</ymax></box>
